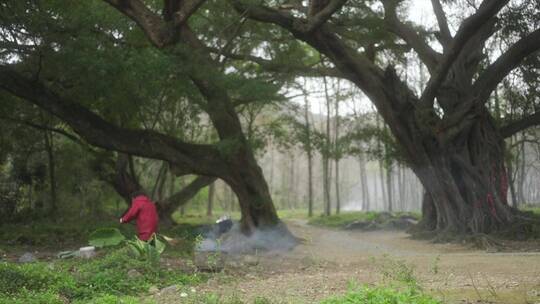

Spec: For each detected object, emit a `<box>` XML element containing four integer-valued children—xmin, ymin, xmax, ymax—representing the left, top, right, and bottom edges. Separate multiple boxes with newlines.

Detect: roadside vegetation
<box><xmin>309</xmin><ymin>211</ymin><xmax>420</xmax><ymax>229</ymax></box>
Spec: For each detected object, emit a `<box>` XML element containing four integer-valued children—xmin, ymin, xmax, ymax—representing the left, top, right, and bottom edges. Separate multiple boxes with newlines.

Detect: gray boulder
<box><xmin>18</xmin><ymin>252</ymin><xmax>36</xmax><ymax>263</ymax></box>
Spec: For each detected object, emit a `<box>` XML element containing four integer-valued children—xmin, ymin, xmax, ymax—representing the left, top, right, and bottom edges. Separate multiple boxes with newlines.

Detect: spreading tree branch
<box><xmin>173</xmin><ymin>0</ymin><xmax>207</xmax><ymax>26</ymax></box>
<box><xmin>383</xmin><ymin>0</ymin><xmax>441</xmax><ymax>72</ymax></box>
<box><xmin>304</xmin><ymin>0</ymin><xmax>348</xmax><ymax>33</ymax></box>
<box><xmin>430</xmin><ymin>0</ymin><xmax>452</xmax><ymax>45</ymax></box>
<box><xmin>473</xmin><ymin>28</ymin><xmax>540</xmax><ymax>104</ymax></box>
<box><xmin>500</xmin><ymin>112</ymin><xmax>540</xmax><ymax>138</ymax></box>
<box><xmin>102</xmin><ymin>0</ymin><xmax>171</xmax><ymax>47</ymax></box>
<box><xmin>102</xmin><ymin>0</ymin><xmax>206</xmax><ymax>47</ymax></box>
<box><xmin>420</xmin><ymin>0</ymin><xmax>509</xmax><ymax>108</ymax></box>
<box><xmin>0</xmin><ymin>65</ymin><xmax>225</xmax><ymax>176</ymax></box>
<box><xmin>158</xmin><ymin>175</ymin><xmax>216</xmax><ymax>218</ymax></box>
<box><xmin>0</xmin><ymin>115</ymin><xmax>83</xmax><ymax>145</ymax></box>
<box><xmin>207</xmin><ymin>46</ymin><xmax>344</xmax><ymax>78</ymax></box>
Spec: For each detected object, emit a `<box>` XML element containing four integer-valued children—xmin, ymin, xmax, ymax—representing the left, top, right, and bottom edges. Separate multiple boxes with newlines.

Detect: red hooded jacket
<box><xmin>121</xmin><ymin>195</ymin><xmax>158</xmax><ymax>241</ymax></box>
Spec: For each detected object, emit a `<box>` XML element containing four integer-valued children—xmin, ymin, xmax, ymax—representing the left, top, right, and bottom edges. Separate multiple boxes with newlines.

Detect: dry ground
<box><xmin>157</xmin><ymin>219</ymin><xmax>540</xmax><ymax>304</ymax></box>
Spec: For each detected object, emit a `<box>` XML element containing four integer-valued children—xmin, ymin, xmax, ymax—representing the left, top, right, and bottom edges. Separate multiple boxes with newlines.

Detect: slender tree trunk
<box><xmin>386</xmin><ymin>163</ymin><xmax>393</xmax><ymax>212</ymax></box>
<box><xmin>506</xmin><ymin>136</ymin><xmax>518</xmax><ymax>207</ymax></box>
<box><xmin>207</xmin><ymin>181</ymin><xmax>215</xmax><ymax>216</ymax></box>
<box><xmin>397</xmin><ymin>165</ymin><xmax>404</xmax><ymax>210</ymax></box>
<box><xmin>158</xmin><ymin>176</ymin><xmax>216</xmax><ymax>225</ymax></box>
<box><xmin>43</xmin><ymin>129</ymin><xmax>57</xmax><ymax>214</ymax></box>
<box><xmin>269</xmin><ymin>144</ymin><xmax>274</xmax><ymax>195</ymax></box>
<box><xmin>152</xmin><ymin>162</ymin><xmax>167</xmax><ymax>199</ymax></box>
<box><xmin>302</xmin><ymin>80</ymin><xmax>314</xmax><ymax>217</ymax></box>
<box><xmin>518</xmin><ymin>137</ymin><xmax>526</xmax><ymax>206</ymax></box>
<box><xmin>334</xmin><ymin>81</ymin><xmax>341</xmax><ymax>214</ymax></box>
<box><xmin>288</xmin><ymin>152</ymin><xmax>295</xmax><ymax>209</ymax></box>
<box><xmin>358</xmin><ymin>153</ymin><xmax>370</xmax><ymax>211</ymax></box>
<box><xmin>376</xmin><ymin>116</ymin><xmax>387</xmax><ymax>210</ymax></box>
<box><xmin>291</xmin><ymin>152</ymin><xmax>298</xmax><ymax>209</ymax></box>
<box><xmin>323</xmin><ymin>76</ymin><xmax>332</xmax><ymax>216</ymax></box>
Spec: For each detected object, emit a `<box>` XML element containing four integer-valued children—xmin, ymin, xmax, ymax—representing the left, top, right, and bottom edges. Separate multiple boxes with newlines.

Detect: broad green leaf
<box><xmin>88</xmin><ymin>228</ymin><xmax>126</xmax><ymax>248</ymax></box>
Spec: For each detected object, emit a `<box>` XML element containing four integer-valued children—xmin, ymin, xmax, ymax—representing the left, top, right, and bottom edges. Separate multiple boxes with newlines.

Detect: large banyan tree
<box><xmin>225</xmin><ymin>0</ymin><xmax>540</xmax><ymax>235</ymax></box>
<box><xmin>0</xmin><ymin>0</ymin><xmax>287</xmax><ymax>234</ymax></box>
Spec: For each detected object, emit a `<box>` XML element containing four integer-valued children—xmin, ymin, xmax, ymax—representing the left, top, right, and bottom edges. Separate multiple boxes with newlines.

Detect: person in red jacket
<box><xmin>120</xmin><ymin>191</ymin><xmax>159</xmax><ymax>241</ymax></box>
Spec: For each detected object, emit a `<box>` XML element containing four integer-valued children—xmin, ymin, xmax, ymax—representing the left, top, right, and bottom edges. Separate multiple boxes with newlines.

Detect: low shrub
<box><xmin>320</xmin><ymin>285</ymin><xmax>441</xmax><ymax>304</ymax></box>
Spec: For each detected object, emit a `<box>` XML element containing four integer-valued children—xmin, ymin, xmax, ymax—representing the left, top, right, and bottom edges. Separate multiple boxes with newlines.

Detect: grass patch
<box><xmin>0</xmin><ymin>248</ymin><xmax>205</xmax><ymax>304</ymax></box>
<box><xmin>0</xmin><ymin>219</ymin><xmax>137</xmax><ymax>252</ymax></box>
<box><xmin>308</xmin><ymin>211</ymin><xmax>420</xmax><ymax>229</ymax></box>
<box><xmin>276</xmin><ymin>209</ymin><xmax>310</xmax><ymax>220</ymax></box>
<box><xmin>309</xmin><ymin>211</ymin><xmax>380</xmax><ymax>228</ymax></box>
<box><xmin>319</xmin><ymin>256</ymin><xmax>440</xmax><ymax>304</ymax></box>
<box><xmin>521</xmin><ymin>205</ymin><xmax>540</xmax><ymax>216</ymax></box>
<box><xmin>320</xmin><ymin>285</ymin><xmax>441</xmax><ymax>304</ymax></box>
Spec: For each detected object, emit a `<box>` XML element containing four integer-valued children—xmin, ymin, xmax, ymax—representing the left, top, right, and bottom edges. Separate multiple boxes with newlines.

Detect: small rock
<box><xmin>180</xmin><ymin>292</ymin><xmax>188</xmax><ymax>297</ymax></box>
<box><xmin>78</xmin><ymin>246</ymin><xmax>96</xmax><ymax>259</ymax></box>
<box><xmin>243</xmin><ymin>255</ymin><xmax>259</xmax><ymax>266</ymax></box>
<box><xmin>18</xmin><ymin>252</ymin><xmax>36</xmax><ymax>263</ymax></box>
<box><xmin>193</xmin><ymin>251</ymin><xmax>225</xmax><ymax>272</ymax></box>
<box><xmin>159</xmin><ymin>285</ymin><xmax>178</xmax><ymax>296</ymax></box>
<box><xmin>148</xmin><ymin>286</ymin><xmax>159</xmax><ymax>294</ymax></box>
<box><xmin>127</xmin><ymin>269</ymin><xmax>142</xmax><ymax>279</ymax></box>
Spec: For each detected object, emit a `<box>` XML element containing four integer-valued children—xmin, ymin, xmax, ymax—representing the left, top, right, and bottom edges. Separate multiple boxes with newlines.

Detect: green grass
<box><xmin>0</xmin><ymin>219</ymin><xmax>137</xmax><ymax>251</ymax></box>
<box><xmin>320</xmin><ymin>286</ymin><xmax>441</xmax><ymax>304</ymax></box>
<box><xmin>0</xmin><ymin>248</ymin><xmax>205</xmax><ymax>304</ymax></box>
<box><xmin>522</xmin><ymin>206</ymin><xmax>540</xmax><ymax>216</ymax></box>
<box><xmin>309</xmin><ymin>211</ymin><xmax>381</xmax><ymax>228</ymax></box>
<box><xmin>276</xmin><ymin>208</ymin><xmax>310</xmax><ymax>219</ymax></box>
<box><xmin>308</xmin><ymin>211</ymin><xmax>420</xmax><ymax>229</ymax></box>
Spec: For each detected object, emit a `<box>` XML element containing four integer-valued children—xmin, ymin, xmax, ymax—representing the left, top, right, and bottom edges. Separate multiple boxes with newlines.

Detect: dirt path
<box><xmin>161</xmin><ymin>220</ymin><xmax>540</xmax><ymax>303</ymax></box>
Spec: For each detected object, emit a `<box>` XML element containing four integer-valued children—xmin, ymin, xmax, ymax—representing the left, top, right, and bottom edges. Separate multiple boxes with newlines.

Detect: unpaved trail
<box><xmin>160</xmin><ymin>220</ymin><xmax>540</xmax><ymax>303</ymax></box>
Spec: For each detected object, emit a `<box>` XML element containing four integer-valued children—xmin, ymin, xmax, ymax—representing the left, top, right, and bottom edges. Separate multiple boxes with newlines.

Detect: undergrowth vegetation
<box><xmin>308</xmin><ymin>211</ymin><xmax>420</xmax><ymax>229</ymax></box>
<box><xmin>0</xmin><ymin>248</ymin><xmax>205</xmax><ymax>304</ymax></box>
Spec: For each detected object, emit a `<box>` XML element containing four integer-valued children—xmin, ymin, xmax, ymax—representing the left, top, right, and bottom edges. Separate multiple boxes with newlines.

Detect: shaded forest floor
<box><xmin>154</xmin><ymin>219</ymin><xmax>540</xmax><ymax>304</ymax></box>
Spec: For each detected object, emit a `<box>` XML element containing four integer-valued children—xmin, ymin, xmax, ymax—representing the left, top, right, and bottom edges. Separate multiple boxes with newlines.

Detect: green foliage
<box><xmin>72</xmin><ymin>294</ymin><xmax>145</xmax><ymax>304</ymax></box>
<box><xmin>0</xmin><ymin>248</ymin><xmax>204</xmax><ymax>303</ymax></box>
<box><xmin>309</xmin><ymin>211</ymin><xmax>420</xmax><ymax>229</ymax></box>
<box><xmin>89</xmin><ymin>228</ymin><xmax>126</xmax><ymax>248</ymax></box>
<box><xmin>320</xmin><ymin>285</ymin><xmax>440</xmax><ymax>304</ymax></box>
<box><xmin>323</xmin><ymin>257</ymin><xmax>439</xmax><ymax>304</ymax></box>
<box><xmin>309</xmin><ymin>211</ymin><xmax>380</xmax><ymax>228</ymax></box>
<box><xmin>125</xmin><ymin>235</ymin><xmax>165</xmax><ymax>265</ymax></box>
<box><xmin>0</xmin><ymin>219</ymin><xmax>135</xmax><ymax>249</ymax></box>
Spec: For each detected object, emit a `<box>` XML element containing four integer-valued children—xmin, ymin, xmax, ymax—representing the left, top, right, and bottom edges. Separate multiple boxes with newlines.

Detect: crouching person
<box><xmin>120</xmin><ymin>191</ymin><xmax>159</xmax><ymax>241</ymax></box>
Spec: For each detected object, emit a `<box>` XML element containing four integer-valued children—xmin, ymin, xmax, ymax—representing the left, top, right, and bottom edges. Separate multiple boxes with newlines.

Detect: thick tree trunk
<box><xmin>415</xmin><ymin>113</ymin><xmax>515</xmax><ymax>234</ymax></box>
<box><xmin>223</xmin><ymin>146</ymin><xmax>281</xmax><ymax>234</ymax></box>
